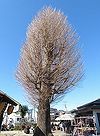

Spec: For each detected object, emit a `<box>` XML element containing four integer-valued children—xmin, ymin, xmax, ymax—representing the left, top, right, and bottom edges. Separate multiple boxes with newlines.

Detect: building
<box><xmin>0</xmin><ymin>90</ymin><xmax>19</xmax><ymax>129</ymax></box>
<box><xmin>3</xmin><ymin>105</ymin><xmax>37</xmax><ymax>126</ymax></box>
<box><xmin>0</xmin><ymin>90</ymin><xmax>65</xmax><ymax>126</ymax></box>
<box><xmin>50</xmin><ymin>108</ymin><xmax>59</xmax><ymax>121</ymax></box>
<box><xmin>71</xmin><ymin>99</ymin><xmax>100</xmax><ymax>134</ymax></box>
<box><xmin>50</xmin><ymin>108</ymin><xmax>66</xmax><ymax>121</ymax></box>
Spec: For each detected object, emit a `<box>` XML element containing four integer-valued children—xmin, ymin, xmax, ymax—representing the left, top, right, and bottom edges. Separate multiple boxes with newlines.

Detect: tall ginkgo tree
<box><xmin>16</xmin><ymin>7</ymin><xmax>83</xmax><ymax>136</ymax></box>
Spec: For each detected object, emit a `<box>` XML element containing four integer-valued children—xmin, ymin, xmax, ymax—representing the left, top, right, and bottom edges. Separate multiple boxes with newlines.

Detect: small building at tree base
<box><xmin>0</xmin><ymin>90</ymin><xmax>19</xmax><ymax>130</ymax></box>
<box><xmin>71</xmin><ymin>98</ymin><xmax>100</xmax><ymax>134</ymax></box>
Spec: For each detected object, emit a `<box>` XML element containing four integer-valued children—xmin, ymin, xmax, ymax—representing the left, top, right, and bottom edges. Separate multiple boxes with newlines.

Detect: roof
<box><xmin>71</xmin><ymin>99</ymin><xmax>100</xmax><ymax>116</ymax></box>
<box><xmin>77</xmin><ymin>98</ymin><xmax>100</xmax><ymax>110</ymax></box>
<box><xmin>55</xmin><ymin>113</ymin><xmax>74</xmax><ymax>121</ymax></box>
<box><xmin>0</xmin><ymin>90</ymin><xmax>20</xmax><ymax>106</ymax></box>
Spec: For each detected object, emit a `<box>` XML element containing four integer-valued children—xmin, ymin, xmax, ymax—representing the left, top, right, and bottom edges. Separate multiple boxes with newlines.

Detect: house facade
<box><xmin>71</xmin><ymin>99</ymin><xmax>100</xmax><ymax>134</ymax></box>
<box><xmin>3</xmin><ymin>105</ymin><xmax>36</xmax><ymax>126</ymax></box>
<box><xmin>0</xmin><ymin>91</ymin><xmax>19</xmax><ymax>129</ymax></box>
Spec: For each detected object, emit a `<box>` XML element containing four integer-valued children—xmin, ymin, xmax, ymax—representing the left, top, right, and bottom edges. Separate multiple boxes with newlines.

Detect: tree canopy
<box><xmin>16</xmin><ymin>7</ymin><xmax>82</xmax><ymax>106</ymax></box>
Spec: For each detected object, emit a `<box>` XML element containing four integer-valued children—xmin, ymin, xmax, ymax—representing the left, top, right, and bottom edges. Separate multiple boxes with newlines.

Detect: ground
<box><xmin>0</xmin><ymin>130</ymin><xmax>67</xmax><ymax>136</ymax></box>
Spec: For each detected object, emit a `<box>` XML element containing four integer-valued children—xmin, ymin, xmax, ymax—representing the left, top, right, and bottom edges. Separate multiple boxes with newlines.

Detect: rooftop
<box><xmin>0</xmin><ymin>90</ymin><xmax>20</xmax><ymax>106</ymax></box>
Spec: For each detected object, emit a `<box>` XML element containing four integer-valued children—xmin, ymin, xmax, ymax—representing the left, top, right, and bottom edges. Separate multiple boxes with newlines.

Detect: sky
<box><xmin>0</xmin><ymin>0</ymin><xmax>100</xmax><ymax>111</ymax></box>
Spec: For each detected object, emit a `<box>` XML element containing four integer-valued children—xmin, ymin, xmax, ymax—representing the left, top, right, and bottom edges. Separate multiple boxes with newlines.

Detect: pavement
<box><xmin>0</xmin><ymin>131</ymin><xmax>33</xmax><ymax>136</ymax></box>
<box><xmin>0</xmin><ymin>130</ymin><xmax>68</xmax><ymax>136</ymax></box>
<box><xmin>53</xmin><ymin>130</ymin><xmax>71</xmax><ymax>136</ymax></box>
<box><xmin>0</xmin><ymin>130</ymin><xmax>99</xmax><ymax>136</ymax></box>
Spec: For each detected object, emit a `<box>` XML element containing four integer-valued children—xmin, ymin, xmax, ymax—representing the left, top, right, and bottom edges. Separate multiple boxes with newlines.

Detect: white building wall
<box><xmin>93</xmin><ymin>109</ymin><xmax>100</xmax><ymax>134</ymax></box>
<box><xmin>3</xmin><ymin>106</ymin><xmax>37</xmax><ymax>126</ymax></box>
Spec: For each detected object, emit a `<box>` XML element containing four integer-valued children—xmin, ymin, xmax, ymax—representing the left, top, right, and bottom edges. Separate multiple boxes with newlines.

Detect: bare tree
<box><xmin>16</xmin><ymin>7</ymin><xmax>83</xmax><ymax>135</ymax></box>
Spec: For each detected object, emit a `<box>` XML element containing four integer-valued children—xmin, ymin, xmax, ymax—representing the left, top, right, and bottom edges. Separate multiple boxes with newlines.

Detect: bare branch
<box><xmin>16</xmin><ymin>7</ymin><xmax>83</xmax><ymax>107</ymax></box>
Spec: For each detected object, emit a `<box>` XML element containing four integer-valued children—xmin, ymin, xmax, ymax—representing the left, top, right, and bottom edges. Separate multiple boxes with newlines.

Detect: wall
<box><xmin>93</xmin><ymin>109</ymin><xmax>100</xmax><ymax>134</ymax></box>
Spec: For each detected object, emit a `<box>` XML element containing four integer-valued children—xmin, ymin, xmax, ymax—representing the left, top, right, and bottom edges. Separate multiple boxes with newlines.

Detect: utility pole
<box><xmin>65</xmin><ymin>104</ymin><xmax>68</xmax><ymax>113</ymax></box>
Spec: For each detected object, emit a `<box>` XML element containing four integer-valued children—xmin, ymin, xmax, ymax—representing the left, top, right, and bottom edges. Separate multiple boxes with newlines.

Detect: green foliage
<box><xmin>20</xmin><ymin>105</ymin><xmax>28</xmax><ymax>118</ymax></box>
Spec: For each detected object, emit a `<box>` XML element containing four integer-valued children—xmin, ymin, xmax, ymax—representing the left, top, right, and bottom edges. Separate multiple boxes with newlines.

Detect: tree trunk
<box><xmin>45</xmin><ymin>99</ymin><xmax>51</xmax><ymax>135</ymax></box>
<box><xmin>36</xmin><ymin>99</ymin><xmax>52</xmax><ymax>136</ymax></box>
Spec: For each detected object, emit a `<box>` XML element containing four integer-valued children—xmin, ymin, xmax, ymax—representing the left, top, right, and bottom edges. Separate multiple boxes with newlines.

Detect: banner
<box><xmin>7</xmin><ymin>105</ymin><xmax>14</xmax><ymax>115</ymax></box>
